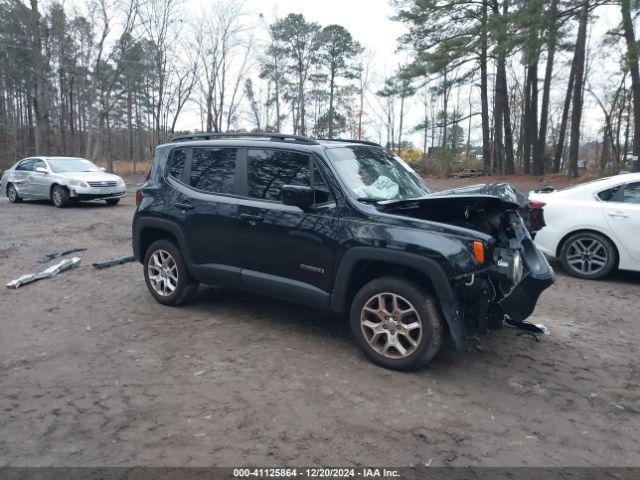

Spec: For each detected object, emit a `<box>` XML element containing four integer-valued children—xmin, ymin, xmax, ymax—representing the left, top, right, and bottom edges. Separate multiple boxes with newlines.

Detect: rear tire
<box><xmin>560</xmin><ymin>231</ymin><xmax>616</xmax><ymax>279</ymax></box>
<box><xmin>143</xmin><ymin>239</ymin><xmax>198</xmax><ymax>306</ymax></box>
<box><xmin>7</xmin><ymin>183</ymin><xmax>22</xmax><ymax>203</ymax></box>
<box><xmin>51</xmin><ymin>185</ymin><xmax>71</xmax><ymax>208</ymax></box>
<box><xmin>105</xmin><ymin>198</ymin><xmax>120</xmax><ymax>205</ymax></box>
<box><xmin>349</xmin><ymin>276</ymin><xmax>444</xmax><ymax>371</ymax></box>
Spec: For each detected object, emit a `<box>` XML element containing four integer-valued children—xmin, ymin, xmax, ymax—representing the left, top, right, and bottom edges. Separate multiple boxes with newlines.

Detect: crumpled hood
<box><xmin>429</xmin><ymin>183</ymin><xmax>528</xmax><ymax>208</ymax></box>
<box><xmin>378</xmin><ymin>183</ymin><xmax>522</xmax><ymax>213</ymax></box>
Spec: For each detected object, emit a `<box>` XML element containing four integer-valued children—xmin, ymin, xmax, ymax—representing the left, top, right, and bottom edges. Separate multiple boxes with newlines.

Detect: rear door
<box><xmin>11</xmin><ymin>159</ymin><xmax>33</xmax><ymax>196</ymax></box>
<box><xmin>602</xmin><ymin>181</ymin><xmax>640</xmax><ymax>261</ymax></box>
<box><xmin>163</xmin><ymin>145</ymin><xmax>242</xmax><ymax>287</ymax></box>
<box><xmin>236</xmin><ymin>148</ymin><xmax>338</xmax><ymax>306</ymax></box>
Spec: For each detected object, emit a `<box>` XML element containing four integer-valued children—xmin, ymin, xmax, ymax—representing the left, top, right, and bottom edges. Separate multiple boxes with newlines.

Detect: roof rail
<box><xmin>170</xmin><ymin>131</ymin><xmax>319</xmax><ymax>145</ymax></box>
<box><xmin>315</xmin><ymin>138</ymin><xmax>381</xmax><ymax>147</ymax></box>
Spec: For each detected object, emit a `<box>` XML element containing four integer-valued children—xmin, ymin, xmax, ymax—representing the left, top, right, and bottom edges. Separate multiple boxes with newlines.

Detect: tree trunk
<box><xmin>553</xmin><ymin>56</ymin><xmax>576</xmax><ymax>173</ymax></box>
<box><xmin>480</xmin><ymin>1</ymin><xmax>491</xmax><ymax>175</ymax></box>
<box><xmin>535</xmin><ymin>0</ymin><xmax>559</xmax><ymax>175</ymax></box>
<box><xmin>621</xmin><ymin>0</ymin><xmax>640</xmax><ymax>171</ymax></box>
<box><xmin>568</xmin><ymin>2</ymin><xmax>589</xmax><ymax>178</ymax></box>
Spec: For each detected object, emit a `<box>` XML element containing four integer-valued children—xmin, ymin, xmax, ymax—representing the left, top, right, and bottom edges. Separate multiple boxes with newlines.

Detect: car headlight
<box><xmin>116</xmin><ymin>178</ymin><xmax>125</xmax><ymax>187</ymax></box>
<box><xmin>68</xmin><ymin>179</ymin><xmax>88</xmax><ymax>188</ymax></box>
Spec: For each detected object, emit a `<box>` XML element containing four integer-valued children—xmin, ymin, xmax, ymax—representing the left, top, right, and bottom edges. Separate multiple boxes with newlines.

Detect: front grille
<box><xmin>87</xmin><ymin>181</ymin><xmax>117</xmax><ymax>187</ymax></box>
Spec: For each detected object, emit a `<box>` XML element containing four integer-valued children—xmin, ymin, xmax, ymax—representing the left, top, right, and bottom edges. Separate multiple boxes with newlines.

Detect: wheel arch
<box><xmin>133</xmin><ymin>217</ymin><xmax>192</xmax><ymax>267</ymax></box>
<box><xmin>330</xmin><ymin>247</ymin><xmax>467</xmax><ymax>351</ymax></box>
<box><xmin>556</xmin><ymin>228</ymin><xmax>620</xmax><ymax>268</ymax></box>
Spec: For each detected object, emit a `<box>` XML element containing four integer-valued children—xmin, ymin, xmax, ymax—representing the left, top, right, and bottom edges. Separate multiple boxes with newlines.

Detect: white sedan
<box><xmin>529</xmin><ymin>173</ymin><xmax>640</xmax><ymax>279</ymax></box>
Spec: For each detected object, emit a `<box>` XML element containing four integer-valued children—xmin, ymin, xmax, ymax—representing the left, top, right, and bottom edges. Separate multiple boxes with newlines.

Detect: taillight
<box><xmin>135</xmin><ymin>190</ymin><xmax>142</xmax><ymax>205</ymax></box>
<box><xmin>529</xmin><ymin>200</ymin><xmax>546</xmax><ymax>209</ymax></box>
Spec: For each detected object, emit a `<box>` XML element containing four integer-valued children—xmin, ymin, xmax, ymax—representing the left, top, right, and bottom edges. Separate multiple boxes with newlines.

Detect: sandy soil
<box><xmin>0</xmin><ymin>177</ymin><xmax>639</xmax><ymax>467</ymax></box>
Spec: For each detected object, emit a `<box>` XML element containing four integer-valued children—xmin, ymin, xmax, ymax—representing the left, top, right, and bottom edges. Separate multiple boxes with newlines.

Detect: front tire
<box><xmin>143</xmin><ymin>239</ymin><xmax>198</xmax><ymax>306</ymax></box>
<box><xmin>105</xmin><ymin>198</ymin><xmax>120</xmax><ymax>205</ymax></box>
<box><xmin>349</xmin><ymin>276</ymin><xmax>444</xmax><ymax>371</ymax></box>
<box><xmin>7</xmin><ymin>183</ymin><xmax>22</xmax><ymax>203</ymax></box>
<box><xmin>51</xmin><ymin>185</ymin><xmax>71</xmax><ymax>208</ymax></box>
<box><xmin>560</xmin><ymin>232</ymin><xmax>616</xmax><ymax>279</ymax></box>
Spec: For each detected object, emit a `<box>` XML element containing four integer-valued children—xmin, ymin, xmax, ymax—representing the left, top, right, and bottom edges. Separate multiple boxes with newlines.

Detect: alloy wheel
<box><xmin>8</xmin><ymin>185</ymin><xmax>17</xmax><ymax>202</ymax></box>
<box><xmin>360</xmin><ymin>292</ymin><xmax>422</xmax><ymax>359</ymax></box>
<box><xmin>565</xmin><ymin>237</ymin><xmax>608</xmax><ymax>276</ymax></box>
<box><xmin>52</xmin><ymin>188</ymin><xmax>63</xmax><ymax>206</ymax></box>
<box><xmin>147</xmin><ymin>249</ymin><xmax>179</xmax><ymax>296</ymax></box>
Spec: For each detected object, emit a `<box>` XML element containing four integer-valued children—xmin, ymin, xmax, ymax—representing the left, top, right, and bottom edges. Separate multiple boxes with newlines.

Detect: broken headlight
<box><xmin>495</xmin><ymin>249</ymin><xmax>525</xmax><ymax>284</ymax></box>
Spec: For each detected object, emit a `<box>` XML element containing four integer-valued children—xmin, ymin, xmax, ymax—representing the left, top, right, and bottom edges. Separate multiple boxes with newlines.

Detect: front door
<box><xmin>603</xmin><ymin>180</ymin><xmax>640</xmax><ymax>261</ymax></box>
<box><xmin>236</xmin><ymin>148</ymin><xmax>337</xmax><ymax>307</ymax></box>
<box><xmin>29</xmin><ymin>158</ymin><xmax>51</xmax><ymax>197</ymax></box>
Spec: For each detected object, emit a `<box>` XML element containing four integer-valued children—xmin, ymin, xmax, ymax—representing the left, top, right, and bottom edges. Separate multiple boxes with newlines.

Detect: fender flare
<box><xmin>132</xmin><ymin>216</ymin><xmax>193</xmax><ymax>267</ymax></box>
<box><xmin>329</xmin><ymin>247</ymin><xmax>467</xmax><ymax>351</ymax></box>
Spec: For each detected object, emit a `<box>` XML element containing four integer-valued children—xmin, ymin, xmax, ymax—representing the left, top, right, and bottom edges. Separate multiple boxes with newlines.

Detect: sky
<box><xmin>178</xmin><ymin>0</ymin><xmax>624</xmax><ymax>148</ymax></box>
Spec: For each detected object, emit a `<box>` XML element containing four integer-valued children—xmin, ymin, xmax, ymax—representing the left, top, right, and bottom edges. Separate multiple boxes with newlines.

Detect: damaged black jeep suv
<box><xmin>132</xmin><ymin>132</ymin><xmax>554</xmax><ymax>371</ymax></box>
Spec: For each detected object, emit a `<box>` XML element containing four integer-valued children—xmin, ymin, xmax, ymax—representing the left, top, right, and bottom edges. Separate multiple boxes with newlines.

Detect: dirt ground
<box><xmin>0</xmin><ymin>176</ymin><xmax>639</xmax><ymax>467</ymax></box>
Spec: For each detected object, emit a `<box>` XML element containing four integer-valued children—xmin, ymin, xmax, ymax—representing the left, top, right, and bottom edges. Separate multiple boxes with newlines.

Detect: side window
<box><xmin>247</xmin><ymin>149</ymin><xmax>310</xmax><ymax>201</ymax></box>
<box><xmin>623</xmin><ymin>181</ymin><xmax>640</xmax><ymax>204</ymax></box>
<box><xmin>597</xmin><ymin>185</ymin><xmax>622</xmax><ymax>202</ymax></box>
<box><xmin>190</xmin><ymin>147</ymin><xmax>236</xmax><ymax>194</ymax></box>
<box><xmin>32</xmin><ymin>159</ymin><xmax>46</xmax><ymax>171</ymax></box>
<box><xmin>168</xmin><ymin>148</ymin><xmax>187</xmax><ymax>180</ymax></box>
<box><xmin>313</xmin><ymin>164</ymin><xmax>334</xmax><ymax>204</ymax></box>
<box><xmin>16</xmin><ymin>159</ymin><xmax>32</xmax><ymax>171</ymax></box>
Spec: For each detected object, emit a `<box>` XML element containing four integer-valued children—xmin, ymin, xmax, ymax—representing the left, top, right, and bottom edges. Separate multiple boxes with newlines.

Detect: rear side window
<box><xmin>190</xmin><ymin>147</ymin><xmax>236</xmax><ymax>194</ymax></box>
<box><xmin>16</xmin><ymin>159</ymin><xmax>33</xmax><ymax>171</ymax></box>
<box><xmin>168</xmin><ymin>148</ymin><xmax>187</xmax><ymax>180</ymax></box>
<box><xmin>247</xmin><ymin>149</ymin><xmax>310</xmax><ymax>201</ymax></box>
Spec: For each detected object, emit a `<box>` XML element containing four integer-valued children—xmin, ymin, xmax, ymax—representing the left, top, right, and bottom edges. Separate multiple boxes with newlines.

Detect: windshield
<box><xmin>47</xmin><ymin>158</ymin><xmax>101</xmax><ymax>173</ymax></box>
<box><xmin>325</xmin><ymin>146</ymin><xmax>432</xmax><ymax>201</ymax></box>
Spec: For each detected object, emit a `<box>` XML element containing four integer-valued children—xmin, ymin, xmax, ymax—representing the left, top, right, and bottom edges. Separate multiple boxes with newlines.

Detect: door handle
<box><xmin>608</xmin><ymin>211</ymin><xmax>628</xmax><ymax>218</ymax></box>
<box><xmin>175</xmin><ymin>202</ymin><xmax>193</xmax><ymax>210</ymax></box>
<box><xmin>240</xmin><ymin>213</ymin><xmax>264</xmax><ymax>224</ymax></box>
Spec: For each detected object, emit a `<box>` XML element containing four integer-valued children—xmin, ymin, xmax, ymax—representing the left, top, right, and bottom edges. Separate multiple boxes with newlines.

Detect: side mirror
<box><xmin>35</xmin><ymin>167</ymin><xmax>48</xmax><ymax>174</ymax></box>
<box><xmin>99</xmin><ymin>167</ymin><xmax>106</xmax><ymax>172</ymax></box>
<box><xmin>281</xmin><ymin>185</ymin><xmax>314</xmax><ymax>210</ymax></box>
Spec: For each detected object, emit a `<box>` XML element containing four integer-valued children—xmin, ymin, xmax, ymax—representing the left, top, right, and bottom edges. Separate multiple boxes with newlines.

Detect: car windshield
<box><xmin>47</xmin><ymin>158</ymin><xmax>101</xmax><ymax>173</ymax></box>
<box><xmin>325</xmin><ymin>146</ymin><xmax>432</xmax><ymax>201</ymax></box>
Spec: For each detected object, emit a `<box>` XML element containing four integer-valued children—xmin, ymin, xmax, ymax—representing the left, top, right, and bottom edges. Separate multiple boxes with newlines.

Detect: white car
<box><xmin>529</xmin><ymin>173</ymin><xmax>640</xmax><ymax>279</ymax></box>
<box><xmin>1</xmin><ymin>156</ymin><xmax>126</xmax><ymax>208</ymax></box>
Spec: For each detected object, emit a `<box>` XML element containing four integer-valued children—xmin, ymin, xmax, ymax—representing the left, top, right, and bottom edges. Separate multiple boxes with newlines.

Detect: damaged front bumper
<box><xmin>498</xmin><ymin>239</ymin><xmax>555</xmax><ymax>323</ymax></box>
<box><xmin>446</xmin><ymin>219</ymin><xmax>555</xmax><ymax>351</ymax></box>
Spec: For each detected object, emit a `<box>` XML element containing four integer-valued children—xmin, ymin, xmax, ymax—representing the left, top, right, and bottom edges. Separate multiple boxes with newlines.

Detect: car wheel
<box><xmin>560</xmin><ymin>232</ymin><xmax>616</xmax><ymax>279</ymax></box>
<box><xmin>7</xmin><ymin>183</ymin><xmax>22</xmax><ymax>203</ymax></box>
<box><xmin>349</xmin><ymin>276</ymin><xmax>444</xmax><ymax>371</ymax></box>
<box><xmin>51</xmin><ymin>185</ymin><xmax>71</xmax><ymax>208</ymax></box>
<box><xmin>143</xmin><ymin>239</ymin><xmax>198</xmax><ymax>306</ymax></box>
<box><xmin>105</xmin><ymin>198</ymin><xmax>120</xmax><ymax>205</ymax></box>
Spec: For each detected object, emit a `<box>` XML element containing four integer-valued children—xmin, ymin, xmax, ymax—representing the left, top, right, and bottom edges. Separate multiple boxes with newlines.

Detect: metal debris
<box><xmin>92</xmin><ymin>255</ymin><xmax>135</xmax><ymax>269</ymax></box>
<box><xmin>6</xmin><ymin>257</ymin><xmax>81</xmax><ymax>289</ymax></box>
<box><xmin>38</xmin><ymin>248</ymin><xmax>87</xmax><ymax>264</ymax></box>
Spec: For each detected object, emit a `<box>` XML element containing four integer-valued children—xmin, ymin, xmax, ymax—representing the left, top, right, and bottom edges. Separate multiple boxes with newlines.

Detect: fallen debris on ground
<box><xmin>92</xmin><ymin>255</ymin><xmax>135</xmax><ymax>269</ymax></box>
<box><xmin>38</xmin><ymin>248</ymin><xmax>86</xmax><ymax>264</ymax></box>
<box><xmin>6</xmin><ymin>257</ymin><xmax>81</xmax><ymax>288</ymax></box>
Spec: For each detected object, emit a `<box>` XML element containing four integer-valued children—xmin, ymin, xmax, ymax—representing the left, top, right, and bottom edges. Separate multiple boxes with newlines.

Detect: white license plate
<box><xmin>100</xmin><ymin>187</ymin><xmax>115</xmax><ymax>194</ymax></box>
